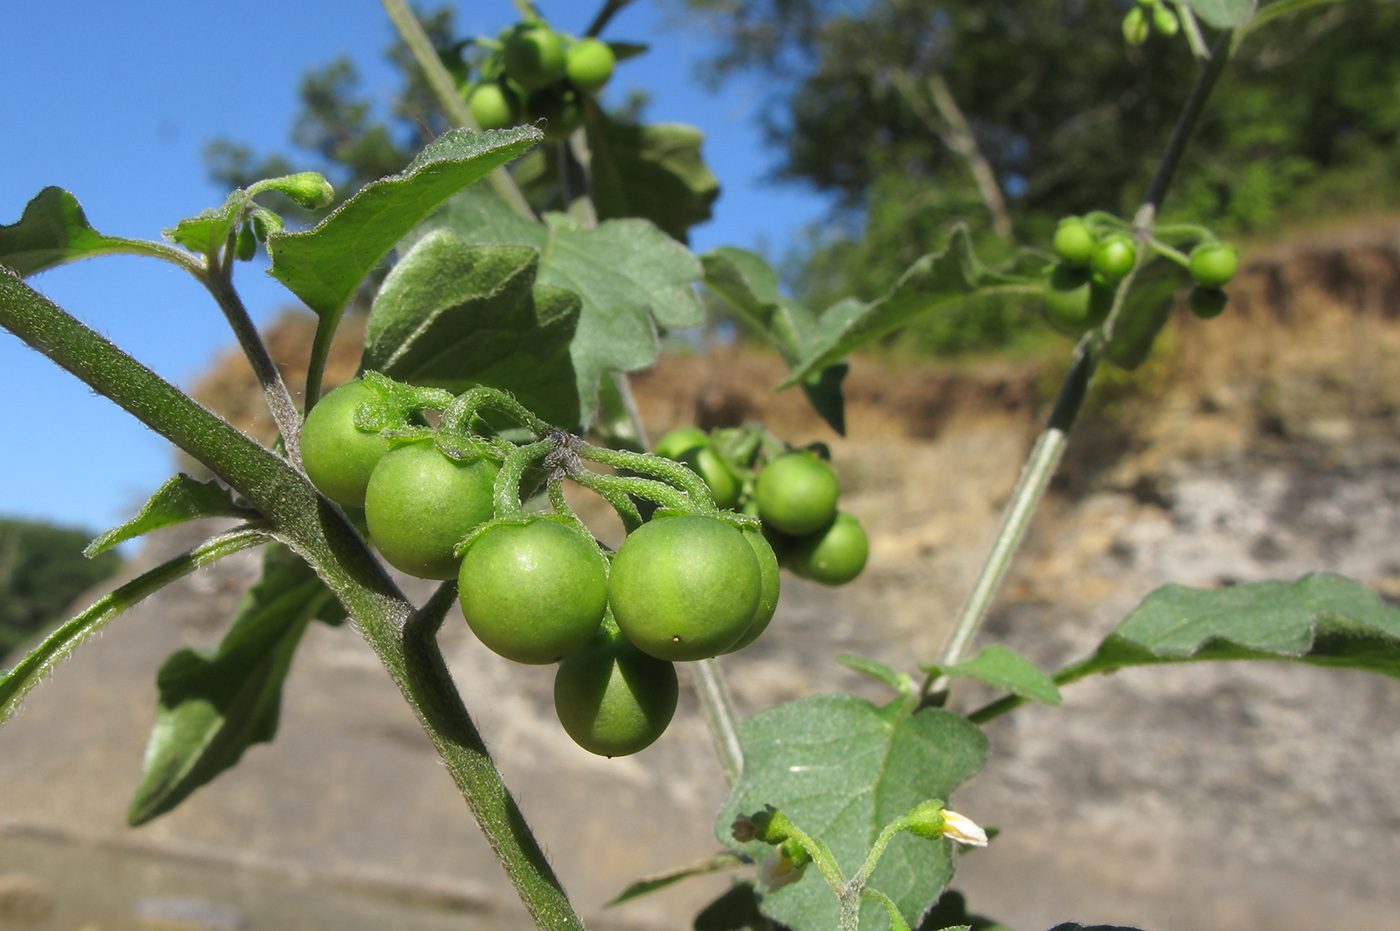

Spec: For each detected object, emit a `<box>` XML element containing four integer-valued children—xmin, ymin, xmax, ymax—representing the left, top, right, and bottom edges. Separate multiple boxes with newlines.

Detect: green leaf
<box><xmin>0</xmin><ymin>527</ymin><xmax>268</xmax><ymax>727</ymax></box>
<box><xmin>85</xmin><ymin>474</ymin><xmax>254</xmax><ymax>558</ymax></box>
<box><xmin>362</xmin><ymin>230</ymin><xmax>581</xmax><ymax>428</ymax></box>
<box><xmin>1062</xmin><ymin>572</ymin><xmax>1400</xmax><ymax>683</ymax></box>
<box><xmin>583</xmin><ymin>109</ymin><xmax>720</xmax><ymax>243</ymax></box>
<box><xmin>835</xmin><ymin>653</ymin><xmax>914</xmax><ymax>694</ymax></box>
<box><xmin>127</xmin><ymin>543</ymin><xmax>339</xmax><ymax>826</ymax></box>
<box><xmin>1179</xmin><ymin>0</ymin><xmax>1257</xmax><ymax>29</ymax></box>
<box><xmin>0</xmin><ymin>187</ymin><xmax>157</xmax><ymax>276</ymax></box>
<box><xmin>415</xmin><ymin>188</ymin><xmax>704</xmax><ymax>423</ymax></box>
<box><xmin>1245</xmin><ymin>0</ymin><xmax>1345</xmax><ymax>33</ymax></box>
<box><xmin>780</xmin><ymin>226</ymin><xmax>1042</xmax><ymax>387</ymax></box>
<box><xmin>606</xmin><ymin>853</ymin><xmax>746</xmax><ymax>907</ymax></box>
<box><xmin>700</xmin><ymin>247</ymin><xmax>849</xmax><ymax>434</ymax></box>
<box><xmin>936</xmin><ymin>645</ymin><xmax>1061</xmax><ymax>705</ymax></box>
<box><xmin>693</xmin><ymin>882</ymin><xmax>768</xmax><ymax>931</ymax></box>
<box><xmin>607</xmin><ymin>41</ymin><xmax>649</xmax><ymax>62</ymax></box>
<box><xmin>1103</xmin><ymin>261</ymin><xmax>1188</xmax><ymax>371</ymax></box>
<box><xmin>165</xmin><ymin>189</ymin><xmax>250</xmax><ymax>258</ymax></box>
<box><xmin>266</xmin><ymin>127</ymin><xmax>541</xmax><ymax>320</ymax></box>
<box><xmin>718</xmin><ymin>695</ymin><xmax>988</xmax><ymax>931</ymax></box>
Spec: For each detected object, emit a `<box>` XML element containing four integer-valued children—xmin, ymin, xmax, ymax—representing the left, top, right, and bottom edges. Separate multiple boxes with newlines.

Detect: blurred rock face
<box><xmin>4</xmin><ymin>226</ymin><xmax>1400</xmax><ymax>931</ymax></box>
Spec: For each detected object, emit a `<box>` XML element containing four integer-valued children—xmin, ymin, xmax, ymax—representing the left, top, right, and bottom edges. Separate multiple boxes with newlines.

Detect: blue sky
<box><xmin>0</xmin><ymin>1</ymin><xmax>832</xmax><ymax>535</ymax></box>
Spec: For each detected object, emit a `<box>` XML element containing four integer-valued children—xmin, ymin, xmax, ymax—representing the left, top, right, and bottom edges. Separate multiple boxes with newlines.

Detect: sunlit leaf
<box><xmin>415</xmin><ymin>189</ymin><xmax>703</xmax><ymax>423</ymax></box>
<box><xmin>0</xmin><ymin>187</ymin><xmax>154</xmax><ymax>276</ymax></box>
<box><xmin>584</xmin><ymin>109</ymin><xmax>720</xmax><ymax>242</ymax></box>
<box><xmin>127</xmin><ymin>543</ymin><xmax>339</xmax><ymax>825</ymax></box>
<box><xmin>933</xmin><ymin>645</ymin><xmax>1061</xmax><ymax>705</ymax></box>
<box><xmin>267</xmin><ymin>127</ymin><xmax>540</xmax><ymax>319</ymax></box>
<box><xmin>718</xmin><ymin>695</ymin><xmax>988</xmax><ymax>930</ymax></box>
<box><xmin>86</xmin><ymin>474</ymin><xmax>254</xmax><ymax>557</ymax></box>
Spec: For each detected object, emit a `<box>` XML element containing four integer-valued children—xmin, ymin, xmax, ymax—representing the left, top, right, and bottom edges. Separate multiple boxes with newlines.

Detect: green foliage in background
<box><xmin>0</xmin><ymin>518</ymin><xmax>124</xmax><ymax>662</ymax></box>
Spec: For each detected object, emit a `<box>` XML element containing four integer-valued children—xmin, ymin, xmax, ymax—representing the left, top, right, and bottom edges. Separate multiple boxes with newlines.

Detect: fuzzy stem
<box><xmin>380</xmin><ymin>0</ymin><xmax>537</xmax><ymax>221</ymax></box>
<box><xmin>929</xmin><ymin>31</ymin><xmax>1237</xmax><ymax>679</ymax></box>
<box><xmin>0</xmin><ymin>269</ymin><xmax>584</xmax><ymax>931</ymax></box>
<box><xmin>692</xmin><ymin>658</ymin><xmax>744</xmax><ymax>784</ymax></box>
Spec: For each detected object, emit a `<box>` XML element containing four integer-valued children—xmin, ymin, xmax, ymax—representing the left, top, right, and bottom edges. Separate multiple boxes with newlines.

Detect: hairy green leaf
<box><xmin>1061</xmin><ymin>572</ymin><xmax>1400</xmax><ymax>682</ymax></box>
<box><xmin>0</xmin><ymin>187</ymin><xmax>158</xmax><ymax>276</ymax></box>
<box><xmin>1180</xmin><ymin>0</ymin><xmax>1257</xmax><ymax>28</ymax></box>
<box><xmin>700</xmin><ymin>247</ymin><xmax>850</xmax><ymax>434</ymax></box>
<box><xmin>165</xmin><ymin>190</ymin><xmax>249</xmax><ymax>258</ymax></box>
<box><xmin>416</xmin><ymin>189</ymin><xmax>704</xmax><ymax>422</ymax></box>
<box><xmin>362</xmin><ymin>231</ymin><xmax>581</xmax><ymax>428</ymax></box>
<box><xmin>1103</xmin><ymin>261</ymin><xmax>1188</xmax><ymax>371</ymax></box>
<box><xmin>835</xmin><ymin>653</ymin><xmax>913</xmax><ymax>693</ymax></box>
<box><xmin>0</xmin><ymin>527</ymin><xmax>268</xmax><ymax>726</ymax></box>
<box><xmin>780</xmin><ymin>226</ymin><xmax>1042</xmax><ymax>387</ymax></box>
<box><xmin>606</xmin><ymin>853</ymin><xmax>746</xmax><ymax>907</ymax></box>
<box><xmin>935</xmin><ymin>645</ymin><xmax>1061</xmax><ymax>705</ymax></box>
<box><xmin>584</xmin><ymin>110</ymin><xmax>720</xmax><ymax>242</ymax></box>
<box><xmin>1245</xmin><ymin>0</ymin><xmax>1345</xmax><ymax>33</ymax></box>
<box><xmin>127</xmin><ymin>543</ymin><xmax>338</xmax><ymax>826</ymax></box>
<box><xmin>86</xmin><ymin>475</ymin><xmax>254</xmax><ymax>557</ymax></box>
<box><xmin>718</xmin><ymin>695</ymin><xmax>988</xmax><ymax>930</ymax></box>
<box><xmin>267</xmin><ymin>127</ymin><xmax>540</xmax><ymax>319</ymax></box>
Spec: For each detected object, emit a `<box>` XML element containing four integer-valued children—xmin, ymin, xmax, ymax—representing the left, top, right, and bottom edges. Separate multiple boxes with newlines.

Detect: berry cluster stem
<box><xmin>929</xmin><ymin>30</ymin><xmax>1237</xmax><ymax>686</ymax></box>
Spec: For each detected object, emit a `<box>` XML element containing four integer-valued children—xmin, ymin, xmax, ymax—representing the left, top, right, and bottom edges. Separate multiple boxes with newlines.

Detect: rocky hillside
<box><xmin>2</xmin><ymin>222</ymin><xmax>1400</xmax><ymax>931</ymax></box>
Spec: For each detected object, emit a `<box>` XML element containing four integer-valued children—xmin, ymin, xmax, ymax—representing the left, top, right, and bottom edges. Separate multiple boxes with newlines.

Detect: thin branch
<box><xmin>693</xmin><ymin>658</ymin><xmax>744</xmax><ymax>784</ymax></box>
<box><xmin>929</xmin><ymin>34</ymin><xmax>1239</xmax><ymax>682</ymax></box>
<box><xmin>587</xmin><ymin>0</ymin><xmax>637</xmax><ymax>37</ymax></box>
<box><xmin>380</xmin><ymin>0</ymin><xmax>537</xmax><ymax>221</ymax></box>
<box><xmin>204</xmin><ymin>263</ymin><xmax>305</xmax><ymax>468</ymax></box>
<box><xmin>888</xmin><ymin>68</ymin><xmax>1013</xmax><ymax>238</ymax></box>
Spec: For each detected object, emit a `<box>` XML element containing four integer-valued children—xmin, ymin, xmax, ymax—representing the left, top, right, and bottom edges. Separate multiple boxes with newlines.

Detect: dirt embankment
<box><xmin>11</xmin><ymin>220</ymin><xmax>1396</xmax><ymax>931</ymax></box>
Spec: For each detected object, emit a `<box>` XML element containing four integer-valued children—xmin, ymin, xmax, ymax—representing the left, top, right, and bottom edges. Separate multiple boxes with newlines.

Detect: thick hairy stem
<box><xmin>204</xmin><ymin>269</ymin><xmax>304</xmax><ymax>467</ymax></box>
<box><xmin>0</xmin><ymin>270</ymin><xmax>585</xmax><ymax>931</ymax></box>
<box><xmin>380</xmin><ymin>0</ymin><xmax>537</xmax><ymax>221</ymax></box>
<box><xmin>929</xmin><ymin>30</ymin><xmax>1237</xmax><ymax>687</ymax></box>
<box><xmin>399</xmin><ymin>582</ymin><xmax>584</xmax><ymax>931</ymax></box>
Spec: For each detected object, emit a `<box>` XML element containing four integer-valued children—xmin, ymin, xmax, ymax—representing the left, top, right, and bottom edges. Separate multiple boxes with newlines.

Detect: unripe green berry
<box><xmin>1052</xmin><ymin>218</ymin><xmax>1098</xmax><ymax>267</ymax></box>
<box><xmin>1123</xmin><ymin>7</ymin><xmax>1150</xmax><ymax>45</ymax></box>
<box><xmin>1188</xmin><ymin>286</ymin><xmax>1229</xmax><ymax>319</ymax></box>
<box><xmin>565</xmin><ymin>37</ymin><xmax>615</xmax><ymax>94</ymax></box>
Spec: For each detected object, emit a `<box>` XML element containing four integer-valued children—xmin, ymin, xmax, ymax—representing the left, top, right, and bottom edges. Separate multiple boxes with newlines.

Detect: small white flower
<box><xmin>760</xmin><ymin>851</ymin><xmax>806</xmax><ymax>891</ymax></box>
<box><xmin>940</xmin><ymin>809</ymin><xmax>988</xmax><ymax>847</ymax></box>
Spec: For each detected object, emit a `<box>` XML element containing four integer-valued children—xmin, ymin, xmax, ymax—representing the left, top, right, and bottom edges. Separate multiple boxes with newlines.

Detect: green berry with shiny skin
<box><xmin>722</xmin><ymin>526</ymin><xmax>782</xmax><ymax>653</ymax></box>
<box><xmin>1052</xmin><ymin>218</ymin><xmax>1097</xmax><ymax>267</ymax></box>
<box><xmin>756</xmin><ymin>452</ymin><xmax>840</xmax><ymax>536</ymax></box>
<box><xmin>1092</xmin><ymin>235</ymin><xmax>1137</xmax><ymax>281</ymax></box>
<box><xmin>787</xmin><ymin>512</ymin><xmax>869</xmax><ymax>586</ymax></box>
<box><xmin>1188</xmin><ymin>242</ymin><xmax>1238</xmax><ymax>288</ymax></box>
<box><xmin>364</xmin><ymin>441</ymin><xmax>499</xmax><ymax>580</ymax></box>
<box><xmin>608</xmin><ymin>515</ymin><xmax>761</xmax><ymax>662</ymax></box>
<box><xmin>301</xmin><ymin>380</ymin><xmax>392</xmax><ymax>508</ymax></box>
<box><xmin>654</xmin><ymin>427</ymin><xmax>708</xmax><ymax>460</ymax></box>
<box><xmin>466</xmin><ymin>82</ymin><xmax>518</xmax><ymax>130</ymax></box>
<box><xmin>554</xmin><ymin>625</ymin><xmax>678</xmax><ymax>757</ymax></box>
<box><xmin>565</xmin><ymin>37</ymin><xmax>615</xmax><ymax>93</ymax></box>
<box><xmin>458</xmin><ymin>519</ymin><xmax>608</xmax><ymax>664</ymax></box>
<box><xmin>503</xmin><ymin>25</ymin><xmax>566</xmax><ymax>91</ymax></box>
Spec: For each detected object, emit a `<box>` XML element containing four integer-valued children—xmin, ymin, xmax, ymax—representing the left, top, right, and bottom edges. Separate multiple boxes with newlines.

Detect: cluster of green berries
<box><xmin>461</xmin><ymin>22</ymin><xmax>616</xmax><ymax>141</ymax></box>
<box><xmin>1123</xmin><ymin>0</ymin><xmax>1181</xmax><ymax>46</ymax></box>
<box><xmin>300</xmin><ymin>379</ymin><xmax>789</xmax><ymax>758</ymax></box>
<box><xmin>653</xmin><ymin>428</ymin><xmax>870</xmax><ymax>588</ymax></box>
<box><xmin>1044</xmin><ymin>215</ymin><xmax>1239</xmax><ymax>334</ymax></box>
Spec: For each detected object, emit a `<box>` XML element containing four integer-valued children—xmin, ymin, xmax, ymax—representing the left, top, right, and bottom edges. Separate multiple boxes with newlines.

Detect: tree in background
<box><xmin>677</xmin><ymin>0</ymin><xmax>1400</xmax><ymax>353</ymax></box>
<box><xmin>0</xmin><ymin>519</ymin><xmax>124</xmax><ymax>663</ymax></box>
